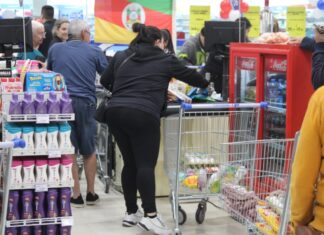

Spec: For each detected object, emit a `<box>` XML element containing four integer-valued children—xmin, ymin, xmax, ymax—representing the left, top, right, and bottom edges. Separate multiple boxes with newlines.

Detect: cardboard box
<box><xmin>25</xmin><ymin>72</ymin><xmax>66</xmax><ymax>92</ymax></box>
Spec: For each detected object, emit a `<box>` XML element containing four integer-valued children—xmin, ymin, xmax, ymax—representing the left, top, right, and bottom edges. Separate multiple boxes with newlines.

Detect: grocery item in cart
<box><xmin>22</xmin><ymin>190</ymin><xmax>33</xmax><ymax>219</ymax></box>
<box><xmin>255</xmin><ymin>222</ymin><xmax>277</xmax><ymax>235</ymax></box>
<box><xmin>7</xmin><ymin>190</ymin><xmax>20</xmax><ymax>220</ymax></box>
<box><xmin>182</xmin><ymin>175</ymin><xmax>198</xmax><ymax>189</ymax></box>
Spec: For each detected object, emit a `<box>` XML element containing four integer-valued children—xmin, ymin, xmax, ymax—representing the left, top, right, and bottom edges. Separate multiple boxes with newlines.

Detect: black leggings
<box><xmin>105</xmin><ymin>107</ymin><xmax>160</xmax><ymax>214</ymax></box>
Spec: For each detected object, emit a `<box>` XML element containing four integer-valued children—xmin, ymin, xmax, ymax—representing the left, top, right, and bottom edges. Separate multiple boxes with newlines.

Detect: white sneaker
<box><xmin>122</xmin><ymin>210</ymin><xmax>143</xmax><ymax>227</ymax></box>
<box><xmin>138</xmin><ymin>214</ymin><xmax>172</xmax><ymax>235</ymax></box>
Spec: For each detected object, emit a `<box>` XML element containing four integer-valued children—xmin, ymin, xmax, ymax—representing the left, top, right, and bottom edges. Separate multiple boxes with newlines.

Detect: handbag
<box><xmin>296</xmin><ymin>226</ymin><xmax>324</xmax><ymax>235</ymax></box>
<box><xmin>95</xmin><ymin>52</ymin><xmax>135</xmax><ymax>123</ymax></box>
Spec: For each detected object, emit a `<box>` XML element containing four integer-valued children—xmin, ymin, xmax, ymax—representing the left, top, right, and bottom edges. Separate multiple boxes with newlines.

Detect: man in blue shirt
<box><xmin>47</xmin><ymin>19</ymin><xmax>108</xmax><ymax>207</ymax></box>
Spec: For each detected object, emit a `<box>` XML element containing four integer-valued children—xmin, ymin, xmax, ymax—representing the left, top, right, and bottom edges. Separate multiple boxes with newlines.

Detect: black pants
<box><xmin>105</xmin><ymin>107</ymin><xmax>160</xmax><ymax>214</ymax></box>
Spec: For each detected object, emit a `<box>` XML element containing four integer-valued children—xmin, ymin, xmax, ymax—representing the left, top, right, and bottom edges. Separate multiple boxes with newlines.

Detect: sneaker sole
<box><xmin>71</xmin><ymin>203</ymin><xmax>85</xmax><ymax>208</ymax></box>
<box><xmin>86</xmin><ymin>198</ymin><xmax>100</xmax><ymax>205</ymax></box>
<box><xmin>122</xmin><ymin>221</ymin><xmax>137</xmax><ymax>227</ymax></box>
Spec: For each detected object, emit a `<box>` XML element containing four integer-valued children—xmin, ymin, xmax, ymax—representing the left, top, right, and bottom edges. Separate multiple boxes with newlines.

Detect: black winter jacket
<box><xmin>100</xmin><ymin>43</ymin><xmax>209</xmax><ymax>120</ymax></box>
<box><xmin>312</xmin><ymin>42</ymin><xmax>324</xmax><ymax>90</ymax></box>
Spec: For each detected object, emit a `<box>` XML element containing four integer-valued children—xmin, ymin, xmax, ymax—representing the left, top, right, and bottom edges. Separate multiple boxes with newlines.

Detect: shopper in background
<box><xmin>38</xmin><ymin>5</ymin><xmax>55</xmax><ymax>58</ymax></box>
<box><xmin>290</xmin><ymin>26</ymin><xmax>324</xmax><ymax>235</ymax></box>
<box><xmin>235</xmin><ymin>17</ymin><xmax>252</xmax><ymax>42</ymax></box>
<box><xmin>177</xmin><ymin>27</ymin><xmax>206</xmax><ymax>66</ymax></box>
<box><xmin>17</xmin><ymin>20</ymin><xmax>45</xmax><ymax>61</ymax></box>
<box><xmin>161</xmin><ymin>29</ymin><xmax>175</xmax><ymax>55</ymax></box>
<box><xmin>100</xmin><ymin>24</ymin><xmax>208</xmax><ymax>235</ymax></box>
<box><xmin>49</xmin><ymin>19</ymin><xmax>70</xmax><ymax>49</ymax></box>
<box><xmin>47</xmin><ymin>19</ymin><xmax>108</xmax><ymax>207</ymax></box>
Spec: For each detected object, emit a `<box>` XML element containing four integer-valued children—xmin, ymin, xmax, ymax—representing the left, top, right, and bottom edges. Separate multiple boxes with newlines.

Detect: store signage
<box><xmin>237</xmin><ymin>57</ymin><xmax>256</xmax><ymax>71</ymax></box>
<box><xmin>36</xmin><ymin>115</ymin><xmax>50</xmax><ymax>124</ymax></box>
<box><xmin>189</xmin><ymin>6</ymin><xmax>211</xmax><ymax>36</ymax></box>
<box><xmin>0</xmin><ymin>69</ymin><xmax>12</xmax><ymax>77</ymax></box>
<box><xmin>286</xmin><ymin>6</ymin><xmax>306</xmax><ymax>37</ymax></box>
<box><xmin>35</xmin><ymin>183</ymin><xmax>48</xmax><ymax>192</ymax></box>
<box><xmin>244</xmin><ymin>6</ymin><xmax>260</xmax><ymax>38</ymax></box>
<box><xmin>265</xmin><ymin>57</ymin><xmax>287</xmax><ymax>73</ymax></box>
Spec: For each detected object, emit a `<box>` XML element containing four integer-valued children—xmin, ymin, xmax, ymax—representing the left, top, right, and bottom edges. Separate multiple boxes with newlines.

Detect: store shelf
<box><xmin>10</xmin><ymin>181</ymin><xmax>74</xmax><ymax>191</ymax></box>
<box><xmin>13</xmin><ymin>147</ymin><xmax>75</xmax><ymax>157</ymax></box>
<box><xmin>4</xmin><ymin>113</ymin><xmax>75</xmax><ymax>123</ymax></box>
<box><xmin>6</xmin><ymin>216</ymin><xmax>73</xmax><ymax>228</ymax></box>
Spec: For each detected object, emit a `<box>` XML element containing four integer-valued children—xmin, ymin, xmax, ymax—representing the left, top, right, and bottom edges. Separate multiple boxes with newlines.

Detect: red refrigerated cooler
<box><xmin>229</xmin><ymin>43</ymin><xmax>313</xmax><ymax>139</ymax></box>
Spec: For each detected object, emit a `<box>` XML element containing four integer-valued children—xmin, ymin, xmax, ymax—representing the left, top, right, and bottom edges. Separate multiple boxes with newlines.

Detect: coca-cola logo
<box><xmin>238</xmin><ymin>58</ymin><xmax>256</xmax><ymax>71</ymax></box>
<box><xmin>266</xmin><ymin>57</ymin><xmax>287</xmax><ymax>73</ymax></box>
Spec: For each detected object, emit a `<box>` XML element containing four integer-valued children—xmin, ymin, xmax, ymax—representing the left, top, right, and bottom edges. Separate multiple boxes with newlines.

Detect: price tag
<box><xmin>36</xmin><ymin>115</ymin><xmax>50</xmax><ymax>124</ymax></box>
<box><xmin>48</xmin><ymin>150</ymin><xmax>61</xmax><ymax>158</ymax></box>
<box><xmin>61</xmin><ymin>217</ymin><xmax>74</xmax><ymax>227</ymax></box>
<box><xmin>35</xmin><ymin>183</ymin><xmax>48</xmax><ymax>192</ymax></box>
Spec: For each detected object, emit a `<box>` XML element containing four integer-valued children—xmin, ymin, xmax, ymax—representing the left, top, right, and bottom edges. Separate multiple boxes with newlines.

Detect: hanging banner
<box><xmin>244</xmin><ymin>6</ymin><xmax>260</xmax><ymax>38</ymax></box>
<box><xmin>189</xmin><ymin>5</ymin><xmax>210</xmax><ymax>36</ymax></box>
<box><xmin>94</xmin><ymin>0</ymin><xmax>173</xmax><ymax>44</ymax></box>
<box><xmin>286</xmin><ymin>6</ymin><xmax>306</xmax><ymax>37</ymax></box>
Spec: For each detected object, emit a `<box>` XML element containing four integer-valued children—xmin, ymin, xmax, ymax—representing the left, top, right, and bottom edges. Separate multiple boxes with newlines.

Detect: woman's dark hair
<box><xmin>161</xmin><ymin>29</ymin><xmax>175</xmax><ymax>54</ymax></box>
<box><xmin>130</xmin><ymin>23</ymin><xmax>162</xmax><ymax>47</ymax></box>
<box><xmin>235</xmin><ymin>17</ymin><xmax>252</xmax><ymax>29</ymax></box>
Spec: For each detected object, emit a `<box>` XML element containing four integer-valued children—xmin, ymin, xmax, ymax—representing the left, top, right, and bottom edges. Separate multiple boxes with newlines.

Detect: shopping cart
<box><xmin>163</xmin><ymin>102</ymin><xmax>267</xmax><ymax>234</ymax></box>
<box><xmin>218</xmin><ymin>136</ymin><xmax>299</xmax><ymax>235</ymax></box>
<box><xmin>0</xmin><ymin>139</ymin><xmax>26</xmax><ymax>235</ymax></box>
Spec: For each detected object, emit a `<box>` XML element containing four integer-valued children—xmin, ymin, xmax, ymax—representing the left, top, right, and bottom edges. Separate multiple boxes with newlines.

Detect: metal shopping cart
<box><xmin>163</xmin><ymin>102</ymin><xmax>267</xmax><ymax>234</ymax></box>
<box><xmin>0</xmin><ymin>139</ymin><xmax>26</xmax><ymax>234</ymax></box>
<box><xmin>218</xmin><ymin>136</ymin><xmax>299</xmax><ymax>235</ymax></box>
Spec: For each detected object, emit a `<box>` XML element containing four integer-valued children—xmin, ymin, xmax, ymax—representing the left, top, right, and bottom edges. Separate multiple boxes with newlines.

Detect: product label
<box><xmin>48</xmin><ymin>150</ymin><xmax>61</xmax><ymax>158</ymax></box>
<box><xmin>35</xmin><ymin>183</ymin><xmax>48</xmax><ymax>192</ymax></box>
<box><xmin>61</xmin><ymin>217</ymin><xmax>74</xmax><ymax>227</ymax></box>
<box><xmin>36</xmin><ymin>115</ymin><xmax>50</xmax><ymax>124</ymax></box>
<box><xmin>237</xmin><ymin>57</ymin><xmax>256</xmax><ymax>71</ymax></box>
<box><xmin>265</xmin><ymin>56</ymin><xmax>287</xmax><ymax>73</ymax></box>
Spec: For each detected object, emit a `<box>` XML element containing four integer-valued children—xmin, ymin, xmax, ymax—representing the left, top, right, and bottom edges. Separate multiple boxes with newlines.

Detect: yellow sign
<box><xmin>286</xmin><ymin>6</ymin><xmax>306</xmax><ymax>37</ymax></box>
<box><xmin>244</xmin><ymin>6</ymin><xmax>261</xmax><ymax>38</ymax></box>
<box><xmin>189</xmin><ymin>6</ymin><xmax>210</xmax><ymax>36</ymax></box>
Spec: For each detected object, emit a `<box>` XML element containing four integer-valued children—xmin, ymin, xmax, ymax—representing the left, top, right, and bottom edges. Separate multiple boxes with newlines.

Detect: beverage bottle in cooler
<box><xmin>9</xmin><ymin>93</ymin><xmax>22</xmax><ymax>115</ymax></box>
<box><xmin>5</xmin><ymin>227</ymin><xmax>18</xmax><ymax>235</ymax></box>
<box><xmin>21</xmin><ymin>190</ymin><xmax>33</xmax><ymax>219</ymax></box>
<box><xmin>7</xmin><ymin>190</ymin><xmax>20</xmax><ymax>220</ymax></box>
<box><xmin>48</xmin><ymin>159</ymin><xmax>60</xmax><ymax>186</ymax></box>
<box><xmin>47</xmin><ymin>91</ymin><xmax>60</xmax><ymax>114</ymax></box>
<box><xmin>34</xmin><ymin>92</ymin><xmax>47</xmax><ymax>114</ymax></box>
<box><xmin>267</xmin><ymin>78</ymin><xmax>278</xmax><ymax>103</ymax></box>
<box><xmin>22</xmin><ymin>92</ymin><xmax>35</xmax><ymax>114</ymax></box>
<box><xmin>20</xmin><ymin>226</ymin><xmax>31</xmax><ymax>235</ymax></box>
<box><xmin>34</xmin><ymin>192</ymin><xmax>46</xmax><ymax>218</ymax></box>
<box><xmin>47</xmin><ymin>188</ymin><xmax>58</xmax><ymax>217</ymax></box>
<box><xmin>60</xmin><ymin>91</ymin><xmax>73</xmax><ymax>114</ymax></box>
<box><xmin>46</xmin><ymin>225</ymin><xmax>57</xmax><ymax>235</ymax></box>
<box><xmin>22</xmin><ymin>159</ymin><xmax>35</xmax><ymax>187</ymax></box>
<box><xmin>60</xmin><ymin>188</ymin><xmax>72</xmax><ymax>216</ymax></box>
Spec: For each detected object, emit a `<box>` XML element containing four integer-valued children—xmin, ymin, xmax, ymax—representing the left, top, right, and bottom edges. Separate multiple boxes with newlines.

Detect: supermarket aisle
<box><xmin>72</xmin><ymin>179</ymin><xmax>245</xmax><ymax>235</ymax></box>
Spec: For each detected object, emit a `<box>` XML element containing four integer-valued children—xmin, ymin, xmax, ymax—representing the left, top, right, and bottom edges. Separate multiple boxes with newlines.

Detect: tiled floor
<box><xmin>72</xmin><ymin>179</ymin><xmax>245</xmax><ymax>235</ymax></box>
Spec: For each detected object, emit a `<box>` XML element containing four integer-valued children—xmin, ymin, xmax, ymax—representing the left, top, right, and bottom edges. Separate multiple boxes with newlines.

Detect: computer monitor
<box><xmin>204</xmin><ymin>21</ymin><xmax>246</xmax><ymax>52</ymax></box>
<box><xmin>0</xmin><ymin>17</ymin><xmax>33</xmax><ymax>55</ymax></box>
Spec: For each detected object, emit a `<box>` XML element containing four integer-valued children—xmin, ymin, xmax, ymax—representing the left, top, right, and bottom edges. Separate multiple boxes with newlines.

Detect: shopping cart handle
<box><xmin>181</xmin><ymin>102</ymin><xmax>269</xmax><ymax>110</ymax></box>
<box><xmin>0</xmin><ymin>139</ymin><xmax>26</xmax><ymax>149</ymax></box>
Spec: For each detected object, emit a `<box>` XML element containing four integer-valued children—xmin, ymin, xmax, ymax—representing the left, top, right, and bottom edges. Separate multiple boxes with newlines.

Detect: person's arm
<box><xmin>291</xmin><ymin>88</ymin><xmax>323</xmax><ymax>227</ymax></box>
<box><xmin>47</xmin><ymin>48</ymin><xmax>53</xmax><ymax>71</ymax></box>
<box><xmin>177</xmin><ymin>40</ymin><xmax>196</xmax><ymax>65</ymax></box>
<box><xmin>100</xmin><ymin>55</ymin><xmax>116</xmax><ymax>91</ymax></box>
<box><xmin>170</xmin><ymin>56</ymin><xmax>209</xmax><ymax>88</ymax></box>
<box><xmin>312</xmin><ymin>28</ymin><xmax>324</xmax><ymax>90</ymax></box>
<box><xmin>300</xmin><ymin>37</ymin><xmax>316</xmax><ymax>52</ymax></box>
<box><xmin>96</xmin><ymin>49</ymin><xmax>109</xmax><ymax>75</ymax></box>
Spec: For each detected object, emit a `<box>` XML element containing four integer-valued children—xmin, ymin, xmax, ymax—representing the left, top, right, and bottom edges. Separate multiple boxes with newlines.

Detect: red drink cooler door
<box><xmin>234</xmin><ymin>57</ymin><xmax>257</xmax><ymax>103</ymax></box>
<box><xmin>264</xmin><ymin>55</ymin><xmax>287</xmax><ymax>139</ymax></box>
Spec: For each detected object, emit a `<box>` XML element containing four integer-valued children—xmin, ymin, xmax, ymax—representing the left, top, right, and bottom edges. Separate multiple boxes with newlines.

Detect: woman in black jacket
<box><xmin>100</xmin><ymin>24</ymin><xmax>208</xmax><ymax>235</ymax></box>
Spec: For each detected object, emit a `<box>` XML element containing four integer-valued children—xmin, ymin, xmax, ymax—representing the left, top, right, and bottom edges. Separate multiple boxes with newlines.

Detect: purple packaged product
<box><xmin>7</xmin><ymin>190</ymin><xmax>20</xmax><ymax>220</ymax></box>
<box><xmin>22</xmin><ymin>190</ymin><xmax>33</xmax><ymax>219</ymax></box>
<box><xmin>5</xmin><ymin>227</ymin><xmax>18</xmax><ymax>235</ymax></box>
<box><xmin>46</xmin><ymin>225</ymin><xmax>57</xmax><ymax>235</ymax></box>
<box><xmin>60</xmin><ymin>225</ymin><xmax>71</xmax><ymax>235</ymax></box>
<box><xmin>60</xmin><ymin>188</ymin><xmax>72</xmax><ymax>216</ymax></box>
<box><xmin>47</xmin><ymin>92</ymin><xmax>60</xmax><ymax>114</ymax></box>
<box><xmin>60</xmin><ymin>91</ymin><xmax>73</xmax><ymax>114</ymax></box>
<box><xmin>34</xmin><ymin>226</ymin><xmax>43</xmax><ymax>235</ymax></box>
<box><xmin>34</xmin><ymin>192</ymin><xmax>46</xmax><ymax>218</ymax></box>
<box><xmin>47</xmin><ymin>188</ymin><xmax>58</xmax><ymax>217</ymax></box>
<box><xmin>20</xmin><ymin>226</ymin><xmax>30</xmax><ymax>235</ymax></box>
<box><xmin>34</xmin><ymin>92</ymin><xmax>47</xmax><ymax>114</ymax></box>
<box><xmin>22</xmin><ymin>93</ymin><xmax>35</xmax><ymax>115</ymax></box>
<box><xmin>9</xmin><ymin>93</ymin><xmax>22</xmax><ymax>115</ymax></box>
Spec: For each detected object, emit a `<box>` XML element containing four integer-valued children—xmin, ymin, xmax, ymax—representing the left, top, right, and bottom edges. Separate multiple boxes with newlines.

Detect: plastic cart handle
<box><xmin>0</xmin><ymin>139</ymin><xmax>26</xmax><ymax>149</ymax></box>
<box><xmin>181</xmin><ymin>102</ymin><xmax>268</xmax><ymax>110</ymax></box>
